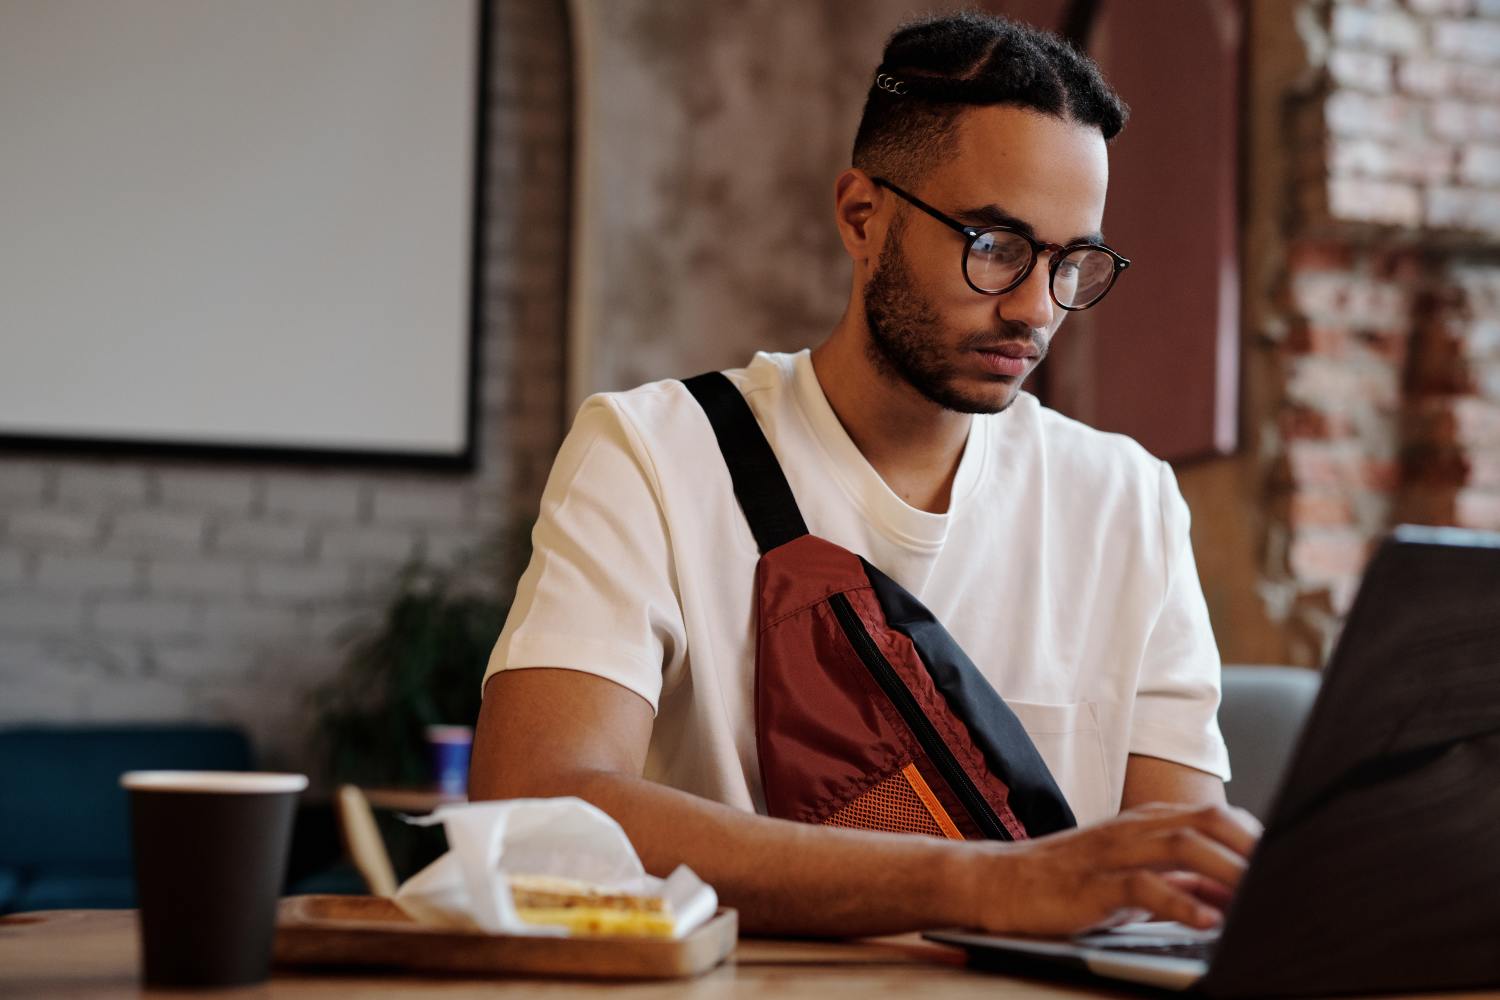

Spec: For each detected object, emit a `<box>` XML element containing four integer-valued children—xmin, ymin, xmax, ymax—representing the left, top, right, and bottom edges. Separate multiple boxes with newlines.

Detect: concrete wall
<box><xmin>566</xmin><ymin>0</ymin><xmax>968</xmax><ymax>403</ymax></box>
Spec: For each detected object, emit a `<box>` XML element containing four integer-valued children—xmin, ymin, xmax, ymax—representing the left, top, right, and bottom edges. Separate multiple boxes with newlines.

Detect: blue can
<box><xmin>424</xmin><ymin>725</ymin><xmax>473</xmax><ymax>796</ymax></box>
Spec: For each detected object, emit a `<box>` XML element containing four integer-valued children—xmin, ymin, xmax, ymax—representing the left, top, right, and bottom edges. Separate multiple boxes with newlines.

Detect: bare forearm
<box><xmin>470</xmin><ymin>671</ymin><xmax>1260</xmax><ymax>938</ymax></box>
<box><xmin>470</xmin><ymin>766</ymin><xmax>976</xmax><ymax>936</ymax></box>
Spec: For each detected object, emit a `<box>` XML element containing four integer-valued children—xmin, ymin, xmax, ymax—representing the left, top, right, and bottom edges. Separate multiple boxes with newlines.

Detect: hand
<box><xmin>964</xmin><ymin>803</ymin><xmax>1263</xmax><ymax>937</ymax></box>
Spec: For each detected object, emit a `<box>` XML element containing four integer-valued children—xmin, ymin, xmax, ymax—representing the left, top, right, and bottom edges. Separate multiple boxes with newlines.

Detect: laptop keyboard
<box><xmin>1089</xmin><ymin>938</ymin><xmax>1217</xmax><ymax>962</ymax></box>
<box><xmin>1109</xmin><ymin>939</ymin><xmax>1216</xmax><ymax>961</ymax></box>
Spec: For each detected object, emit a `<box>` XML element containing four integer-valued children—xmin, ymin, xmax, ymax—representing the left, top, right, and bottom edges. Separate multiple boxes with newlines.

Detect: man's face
<box><xmin>863</xmin><ymin>106</ymin><xmax>1109</xmax><ymax>414</ymax></box>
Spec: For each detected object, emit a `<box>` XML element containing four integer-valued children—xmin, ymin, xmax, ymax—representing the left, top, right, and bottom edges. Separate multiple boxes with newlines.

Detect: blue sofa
<box><xmin>0</xmin><ymin>725</ymin><xmax>359</xmax><ymax>913</ymax></box>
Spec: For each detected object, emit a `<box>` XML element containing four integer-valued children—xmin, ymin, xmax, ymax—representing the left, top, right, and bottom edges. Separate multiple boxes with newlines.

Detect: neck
<box><xmin>810</xmin><ymin>309</ymin><xmax>974</xmax><ymax>514</ymax></box>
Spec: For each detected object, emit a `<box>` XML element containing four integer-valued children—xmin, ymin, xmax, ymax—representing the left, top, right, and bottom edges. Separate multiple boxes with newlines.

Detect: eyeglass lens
<box><xmin>967</xmin><ymin>231</ymin><xmax>1117</xmax><ymax>308</ymax></box>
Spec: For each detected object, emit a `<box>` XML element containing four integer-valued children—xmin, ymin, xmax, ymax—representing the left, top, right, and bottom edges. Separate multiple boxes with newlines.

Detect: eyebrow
<box><xmin>954</xmin><ymin>202</ymin><xmax>1104</xmax><ymax>246</ymax></box>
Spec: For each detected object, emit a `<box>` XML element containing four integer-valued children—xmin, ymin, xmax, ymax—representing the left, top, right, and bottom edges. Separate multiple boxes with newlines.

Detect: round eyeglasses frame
<box><xmin>872</xmin><ymin>177</ymin><xmax>1131</xmax><ymax>310</ymax></box>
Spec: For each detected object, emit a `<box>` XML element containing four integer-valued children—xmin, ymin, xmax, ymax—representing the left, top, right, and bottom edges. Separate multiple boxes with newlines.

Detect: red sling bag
<box><xmin>684</xmin><ymin>372</ymin><xmax>1076</xmax><ymax>841</ymax></box>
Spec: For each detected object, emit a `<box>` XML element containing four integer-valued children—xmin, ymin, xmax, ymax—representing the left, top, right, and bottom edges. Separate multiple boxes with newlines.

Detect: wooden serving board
<box><xmin>272</xmin><ymin>895</ymin><xmax>738</xmax><ymax>981</ymax></box>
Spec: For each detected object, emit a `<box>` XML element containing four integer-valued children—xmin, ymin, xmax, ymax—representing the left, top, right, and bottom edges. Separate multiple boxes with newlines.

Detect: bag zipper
<box><xmin>828</xmin><ymin>591</ymin><xmax>1013</xmax><ymax>841</ymax></box>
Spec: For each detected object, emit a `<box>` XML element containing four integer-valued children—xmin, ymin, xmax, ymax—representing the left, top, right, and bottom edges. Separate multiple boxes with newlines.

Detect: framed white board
<box><xmin>0</xmin><ymin>0</ymin><xmax>485</xmax><ymax>467</ymax></box>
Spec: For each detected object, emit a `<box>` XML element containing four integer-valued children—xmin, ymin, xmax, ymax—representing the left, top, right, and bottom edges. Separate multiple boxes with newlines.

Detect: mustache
<box><xmin>961</xmin><ymin>326</ymin><xmax>1048</xmax><ymax>357</ymax></box>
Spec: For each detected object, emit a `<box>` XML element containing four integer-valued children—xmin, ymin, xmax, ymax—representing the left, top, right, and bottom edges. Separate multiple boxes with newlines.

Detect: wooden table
<box><xmin>0</xmin><ymin>908</ymin><xmax>1132</xmax><ymax>999</ymax></box>
<box><xmin>6</xmin><ymin>909</ymin><xmax>1499</xmax><ymax>999</ymax></box>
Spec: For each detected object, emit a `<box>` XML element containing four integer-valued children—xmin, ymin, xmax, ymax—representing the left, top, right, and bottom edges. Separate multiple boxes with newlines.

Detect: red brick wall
<box><xmin>1402</xmin><ymin>265</ymin><xmax>1500</xmax><ymax>526</ymax></box>
<box><xmin>1263</xmin><ymin>0</ymin><xmax>1500</xmax><ymax>660</ymax></box>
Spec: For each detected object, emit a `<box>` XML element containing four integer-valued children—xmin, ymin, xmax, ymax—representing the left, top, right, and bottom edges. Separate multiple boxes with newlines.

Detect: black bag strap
<box><xmin>682</xmin><ymin>372</ymin><xmax>808</xmax><ymax>555</ymax></box>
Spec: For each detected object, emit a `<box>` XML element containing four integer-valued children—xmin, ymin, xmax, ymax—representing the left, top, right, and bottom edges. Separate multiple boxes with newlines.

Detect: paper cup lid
<box><xmin>120</xmin><ymin>771</ymin><xmax>309</xmax><ymax>794</ymax></box>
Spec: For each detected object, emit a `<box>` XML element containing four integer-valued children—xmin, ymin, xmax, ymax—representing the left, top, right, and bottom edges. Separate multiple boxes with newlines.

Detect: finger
<box><xmin>1189</xmin><ymin>804</ymin><xmax>1263</xmax><ymax>857</ymax></box>
<box><xmin>1113</xmin><ymin>870</ymin><xmax>1223</xmax><ymax>930</ymax></box>
<box><xmin>1098</xmin><ymin>826</ymin><xmax>1249</xmax><ymax>888</ymax></box>
<box><xmin>1111</xmin><ymin>803</ymin><xmax>1262</xmax><ymax>860</ymax></box>
<box><xmin>1152</xmin><ymin>827</ymin><xmax>1249</xmax><ymax>887</ymax></box>
<box><xmin>1160</xmin><ymin>870</ymin><xmax>1234</xmax><ymax>911</ymax></box>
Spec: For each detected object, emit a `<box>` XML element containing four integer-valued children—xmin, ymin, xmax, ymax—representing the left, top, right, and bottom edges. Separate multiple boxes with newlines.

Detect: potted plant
<box><xmin>309</xmin><ymin>531</ymin><xmax>525</xmax><ymax>879</ymax></box>
<box><xmin>311</xmin><ymin>532</ymin><xmax>522</xmax><ymax>790</ymax></box>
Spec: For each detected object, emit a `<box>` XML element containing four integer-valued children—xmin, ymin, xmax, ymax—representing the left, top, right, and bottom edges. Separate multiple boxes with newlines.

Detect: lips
<box><xmin>973</xmin><ymin>346</ymin><xmax>1034</xmax><ymax>377</ymax></box>
<box><xmin>976</xmin><ymin>341</ymin><xmax>1039</xmax><ymax>360</ymax></box>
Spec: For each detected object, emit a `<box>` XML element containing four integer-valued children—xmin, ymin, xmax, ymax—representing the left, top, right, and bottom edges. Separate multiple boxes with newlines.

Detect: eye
<box><xmin>972</xmin><ymin>232</ymin><xmax>1029</xmax><ymax>266</ymax></box>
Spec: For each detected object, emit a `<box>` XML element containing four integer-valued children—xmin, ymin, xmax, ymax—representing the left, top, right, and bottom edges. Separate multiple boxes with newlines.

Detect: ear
<box><xmin>833</xmin><ymin>168</ymin><xmax>886</xmax><ymax>267</ymax></box>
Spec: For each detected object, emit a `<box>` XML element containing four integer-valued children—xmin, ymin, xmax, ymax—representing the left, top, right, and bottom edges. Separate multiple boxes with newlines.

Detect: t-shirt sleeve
<box><xmin>1128</xmin><ymin>461</ymin><xmax>1232</xmax><ymax>781</ymax></box>
<box><xmin>481</xmin><ymin>395</ymin><xmax>685</xmax><ymax>713</ymax></box>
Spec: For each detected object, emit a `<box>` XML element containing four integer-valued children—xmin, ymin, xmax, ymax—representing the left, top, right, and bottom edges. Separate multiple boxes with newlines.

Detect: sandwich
<box><xmin>507</xmin><ymin>873</ymin><xmax>675</xmax><ymax>939</ymax></box>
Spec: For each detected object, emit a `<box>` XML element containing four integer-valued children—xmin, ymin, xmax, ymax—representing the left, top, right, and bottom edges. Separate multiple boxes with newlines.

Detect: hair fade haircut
<box><xmin>852</xmin><ymin>11</ymin><xmax>1128</xmax><ymax>186</ymax></box>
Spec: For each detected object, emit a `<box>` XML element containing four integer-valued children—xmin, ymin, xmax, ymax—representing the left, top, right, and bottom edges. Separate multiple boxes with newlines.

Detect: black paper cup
<box><xmin>121</xmin><ymin>770</ymin><xmax>307</xmax><ymax>988</ymax></box>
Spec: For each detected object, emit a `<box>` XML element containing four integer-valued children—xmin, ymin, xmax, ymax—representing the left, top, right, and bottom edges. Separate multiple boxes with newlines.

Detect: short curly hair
<box><xmin>852</xmin><ymin>11</ymin><xmax>1128</xmax><ymax>186</ymax></box>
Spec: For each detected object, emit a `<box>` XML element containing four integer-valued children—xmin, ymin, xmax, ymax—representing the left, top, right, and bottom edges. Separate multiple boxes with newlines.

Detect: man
<box><xmin>472</xmin><ymin>12</ymin><xmax>1260</xmax><ymax>937</ymax></box>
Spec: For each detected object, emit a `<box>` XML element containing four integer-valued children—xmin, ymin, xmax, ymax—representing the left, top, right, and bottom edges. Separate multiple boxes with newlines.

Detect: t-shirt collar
<box><xmin>782</xmin><ymin>349</ymin><xmax>990</xmax><ymax>551</ymax></box>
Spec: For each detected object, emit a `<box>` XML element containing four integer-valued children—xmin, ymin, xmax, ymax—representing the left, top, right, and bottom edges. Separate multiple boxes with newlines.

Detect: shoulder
<box><xmin>555</xmin><ymin>353</ymin><xmax>795</xmax><ymax>500</ymax></box>
<box><xmin>575</xmin><ymin>352</ymin><xmax>793</xmax><ymax>448</ymax></box>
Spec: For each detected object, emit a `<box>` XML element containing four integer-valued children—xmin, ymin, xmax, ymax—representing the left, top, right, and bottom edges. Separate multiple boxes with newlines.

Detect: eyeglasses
<box><xmin>872</xmin><ymin>177</ymin><xmax>1130</xmax><ymax>311</ymax></box>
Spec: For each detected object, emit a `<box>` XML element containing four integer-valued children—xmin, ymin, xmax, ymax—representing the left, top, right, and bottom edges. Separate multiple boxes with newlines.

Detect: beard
<box><xmin>862</xmin><ymin>222</ymin><xmax>1047</xmax><ymax>415</ymax></box>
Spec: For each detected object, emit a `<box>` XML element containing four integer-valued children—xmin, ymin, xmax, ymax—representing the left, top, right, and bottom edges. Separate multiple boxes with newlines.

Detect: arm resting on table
<box><xmin>471</xmin><ymin>668</ymin><xmax>1259</xmax><ymax>938</ymax></box>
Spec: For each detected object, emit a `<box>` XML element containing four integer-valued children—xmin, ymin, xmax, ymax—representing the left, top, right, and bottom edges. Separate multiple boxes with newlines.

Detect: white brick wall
<box><xmin>316</xmin><ymin>525</ymin><xmax>420</xmax><ymax>564</ymax></box>
<box><xmin>157</xmin><ymin>469</ymin><xmax>261</xmax><ymax>512</ymax></box>
<box><xmin>108</xmin><ymin>509</ymin><xmax>208</xmax><ymax>553</ymax></box>
<box><xmin>0</xmin><ymin>595</ymin><xmax>87</xmax><ymax>633</ymax></box>
<box><xmin>248</xmin><ymin>563</ymin><xmax>354</xmax><ymax>604</ymax></box>
<box><xmin>212</xmin><ymin>519</ymin><xmax>312</xmax><ymax>560</ymax></box>
<box><xmin>371</xmin><ymin>483</ymin><xmax>470</xmax><ymax>526</ymax></box>
<box><xmin>146</xmin><ymin>558</ymin><xmax>250</xmax><ymax>598</ymax></box>
<box><xmin>81</xmin><ymin>677</ymin><xmax>195</xmax><ymax>722</ymax></box>
<box><xmin>0</xmin><ymin>552</ymin><xmax>29</xmax><ymax>588</ymax></box>
<box><xmin>55</xmin><ymin>465</ymin><xmax>151</xmax><ymax>507</ymax></box>
<box><xmin>3</xmin><ymin>673</ymin><xmax>89</xmax><ymax>717</ymax></box>
<box><xmin>0</xmin><ymin>464</ymin><xmax>49</xmax><ymax>501</ymax></box>
<box><xmin>34</xmin><ymin>552</ymin><xmax>141</xmax><ymax>593</ymax></box>
<box><xmin>93</xmin><ymin>597</ymin><xmax>199</xmax><ymax>638</ymax></box>
<box><xmin>9</xmin><ymin>509</ymin><xmax>101</xmax><ymax>547</ymax></box>
<box><xmin>263</xmin><ymin>475</ymin><xmax>366</xmax><ymax>520</ymax></box>
<box><xmin>0</xmin><ymin>0</ymin><xmax>570</xmax><ymax>772</ymax></box>
<box><xmin>149</xmin><ymin>642</ymin><xmax>260</xmax><ymax>681</ymax></box>
<box><xmin>198</xmin><ymin>605</ymin><xmax>305</xmax><ymax>641</ymax></box>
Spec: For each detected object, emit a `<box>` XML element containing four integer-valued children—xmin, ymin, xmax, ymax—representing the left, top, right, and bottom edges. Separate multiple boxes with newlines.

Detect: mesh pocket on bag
<box><xmin>822</xmin><ymin>762</ymin><xmax>964</xmax><ymax>839</ymax></box>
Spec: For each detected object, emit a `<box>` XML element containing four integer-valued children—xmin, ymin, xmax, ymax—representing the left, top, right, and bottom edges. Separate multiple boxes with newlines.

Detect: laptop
<box><xmin>926</xmin><ymin>525</ymin><xmax>1500</xmax><ymax>998</ymax></box>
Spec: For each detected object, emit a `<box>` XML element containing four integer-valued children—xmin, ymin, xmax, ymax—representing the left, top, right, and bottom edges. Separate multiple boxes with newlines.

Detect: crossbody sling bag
<box><xmin>682</xmin><ymin>372</ymin><xmax>1077</xmax><ymax>841</ymax></box>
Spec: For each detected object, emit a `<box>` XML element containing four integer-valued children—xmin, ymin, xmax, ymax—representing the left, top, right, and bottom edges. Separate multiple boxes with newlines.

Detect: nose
<box><xmin>996</xmin><ymin>260</ymin><xmax>1055</xmax><ymax>331</ymax></box>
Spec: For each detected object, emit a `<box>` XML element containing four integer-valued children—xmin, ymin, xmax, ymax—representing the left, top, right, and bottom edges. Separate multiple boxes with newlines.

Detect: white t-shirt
<box><xmin>484</xmin><ymin>350</ymin><xmax>1229</xmax><ymax>827</ymax></box>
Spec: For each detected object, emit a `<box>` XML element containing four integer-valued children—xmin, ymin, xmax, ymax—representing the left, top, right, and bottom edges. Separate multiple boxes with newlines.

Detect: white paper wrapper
<box><xmin>392</xmin><ymin>797</ymin><xmax>717</xmax><ymax>939</ymax></box>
